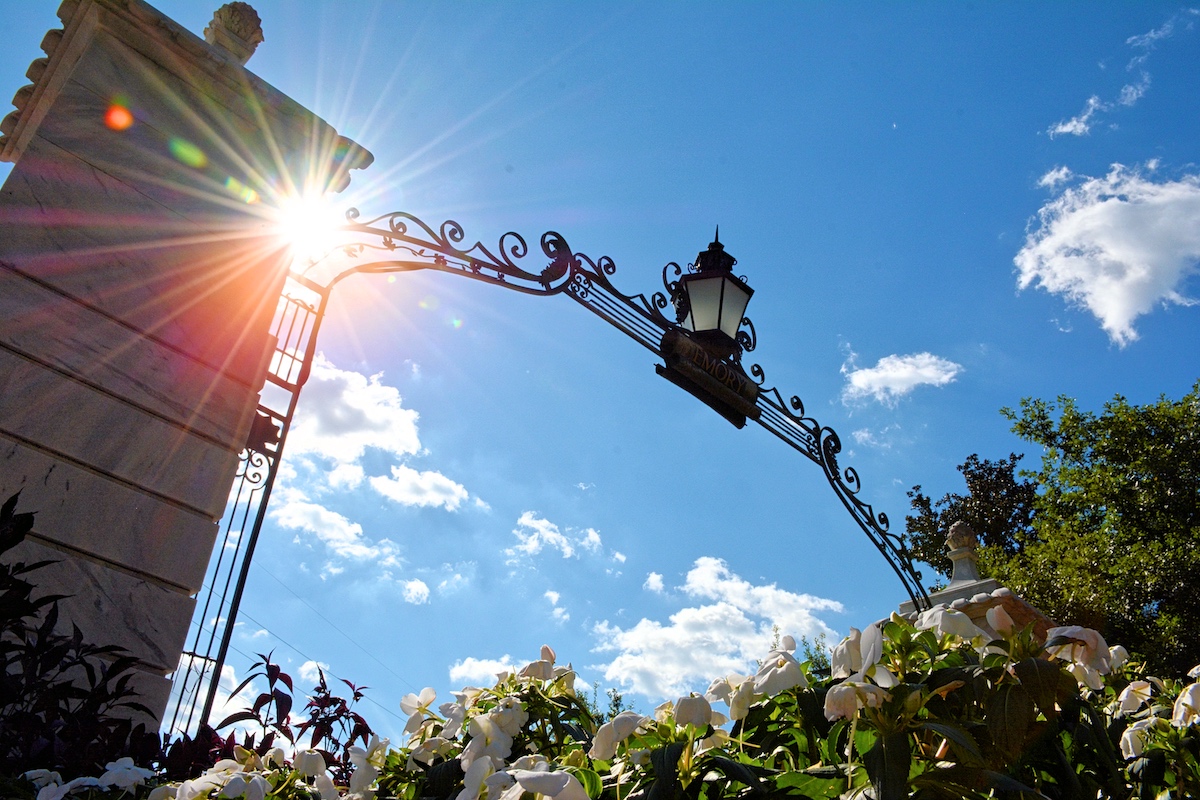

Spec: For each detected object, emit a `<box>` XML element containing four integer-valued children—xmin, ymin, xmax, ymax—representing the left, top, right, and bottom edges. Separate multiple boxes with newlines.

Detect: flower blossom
<box><xmin>99</xmin><ymin>757</ymin><xmax>155</xmax><ymax>790</ymax></box>
<box><xmin>915</xmin><ymin>607</ymin><xmax>988</xmax><ymax>642</ymax></box>
<box><xmin>295</xmin><ymin>749</ymin><xmax>327</xmax><ymax>778</ymax></box>
<box><xmin>402</xmin><ymin>687</ymin><xmax>439</xmax><ymax>734</ymax></box>
<box><xmin>824</xmin><ymin>681</ymin><xmax>891</xmax><ymax>721</ymax></box>
<box><xmin>1045</xmin><ymin>626</ymin><xmax>1111</xmax><ymax>674</ymax></box>
<box><xmin>675</xmin><ymin>693</ymin><xmax>712</xmax><ymax>728</ymax></box>
<box><xmin>1116</xmin><ymin>680</ymin><xmax>1152</xmax><ymax>714</ymax></box>
<box><xmin>36</xmin><ymin>778</ymin><xmax>101</xmax><ymax>800</ymax></box>
<box><xmin>753</xmin><ymin>649</ymin><xmax>808</xmax><ymax>696</ymax></box>
<box><xmin>590</xmin><ymin>710</ymin><xmax>647</xmax><ymax>760</ymax></box>
<box><xmin>491</xmin><ymin>696</ymin><xmax>529</xmax><ymax>736</ymax></box>
<box><xmin>1109</xmin><ymin>645</ymin><xmax>1130</xmax><ymax>670</ymax></box>
<box><xmin>461</xmin><ymin>714</ymin><xmax>514</xmax><ymax>770</ymax></box>
<box><xmin>985</xmin><ymin>605</ymin><xmax>1016</xmax><ymax>637</ymax></box>
<box><xmin>1121</xmin><ymin>717</ymin><xmax>1161</xmax><ymax>759</ymax></box>
<box><xmin>503</xmin><ymin>768</ymin><xmax>588</xmax><ymax>800</ymax></box>
<box><xmin>219</xmin><ymin>774</ymin><xmax>269</xmax><ymax>800</ymax></box>
<box><xmin>1172</xmin><ymin>682</ymin><xmax>1200</xmax><ymax>727</ymax></box>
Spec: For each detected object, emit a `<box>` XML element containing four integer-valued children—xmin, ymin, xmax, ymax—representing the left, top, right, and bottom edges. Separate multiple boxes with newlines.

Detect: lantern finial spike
<box><xmin>714</xmin><ymin>225</ymin><xmax>720</xmax><ymax>245</ymax></box>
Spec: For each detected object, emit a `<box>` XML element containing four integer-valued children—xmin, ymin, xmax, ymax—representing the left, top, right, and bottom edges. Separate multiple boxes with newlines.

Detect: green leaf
<box><xmin>1013</xmin><ymin>657</ymin><xmax>1074</xmax><ymax>720</ymax></box>
<box><xmin>569</xmin><ymin>767</ymin><xmax>603</xmax><ymax>799</ymax></box>
<box><xmin>986</xmin><ymin>683</ymin><xmax>1036</xmax><ymax>760</ymax></box>
<box><xmin>917</xmin><ymin>721</ymin><xmax>983</xmax><ymax>766</ymax></box>
<box><xmin>862</xmin><ymin>731</ymin><xmax>911</xmax><ymax>800</ymax></box>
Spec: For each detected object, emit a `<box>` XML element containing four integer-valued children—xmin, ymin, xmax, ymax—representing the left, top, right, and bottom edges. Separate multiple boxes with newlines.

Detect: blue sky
<box><xmin>3</xmin><ymin>2</ymin><xmax>1199</xmax><ymax>740</ymax></box>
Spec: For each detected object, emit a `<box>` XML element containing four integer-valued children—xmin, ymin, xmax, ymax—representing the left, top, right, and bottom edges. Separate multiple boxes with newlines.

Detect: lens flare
<box><xmin>224</xmin><ymin>176</ymin><xmax>259</xmax><ymax>204</ymax></box>
<box><xmin>168</xmin><ymin>137</ymin><xmax>207</xmax><ymax>168</ymax></box>
<box><xmin>104</xmin><ymin>103</ymin><xmax>134</xmax><ymax>131</ymax></box>
<box><xmin>276</xmin><ymin>191</ymin><xmax>341</xmax><ymax>265</ymax></box>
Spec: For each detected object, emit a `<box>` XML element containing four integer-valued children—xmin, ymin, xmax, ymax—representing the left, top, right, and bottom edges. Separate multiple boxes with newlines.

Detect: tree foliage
<box><xmin>906</xmin><ymin>380</ymin><xmax>1200</xmax><ymax>676</ymax></box>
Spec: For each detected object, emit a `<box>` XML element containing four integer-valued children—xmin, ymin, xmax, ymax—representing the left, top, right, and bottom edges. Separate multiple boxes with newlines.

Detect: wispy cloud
<box><xmin>545</xmin><ymin>590</ymin><xmax>570</xmax><ymax>623</ymax></box>
<box><xmin>840</xmin><ymin>350</ymin><xmax>962</xmax><ymax>406</ymax></box>
<box><xmin>271</xmin><ymin>492</ymin><xmax>403</xmax><ymax>566</ymax></box>
<box><xmin>1015</xmin><ymin>163</ymin><xmax>1200</xmax><ymax>346</ymax></box>
<box><xmin>505</xmin><ymin>512</ymin><xmax>606</xmax><ymax>562</ymax></box>
<box><xmin>1048</xmin><ymin>9</ymin><xmax>1196</xmax><ymax>137</ymax></box>
<box><xmin>592</xmin><ymin>557</ymin><xmax>841</xmax><ymax>699</ymax></box>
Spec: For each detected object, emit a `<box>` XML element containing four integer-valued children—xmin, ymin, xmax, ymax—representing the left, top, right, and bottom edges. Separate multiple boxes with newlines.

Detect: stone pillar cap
<box><xmin>204</xmin><ymin>2</ymin><xmax>264</xmax><ymax>66</ymax></box>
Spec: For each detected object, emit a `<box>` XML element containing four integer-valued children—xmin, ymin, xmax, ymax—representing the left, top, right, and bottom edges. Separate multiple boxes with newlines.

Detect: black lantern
<box><xmin>677</xmin><ymin>229</ymin><xmax>753</xmax><ymax>356</ymax></box>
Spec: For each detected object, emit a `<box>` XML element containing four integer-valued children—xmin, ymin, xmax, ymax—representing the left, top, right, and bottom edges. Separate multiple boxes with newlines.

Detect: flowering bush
<box><xmin>12</xmin><ymin>612</ymin><xmax>1200</xmax><ymax>799</ymax></box>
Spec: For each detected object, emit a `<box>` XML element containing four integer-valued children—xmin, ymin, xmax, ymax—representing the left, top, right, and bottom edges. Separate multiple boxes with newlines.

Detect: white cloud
<box><xmin>505</xmin><ymin>512</ymin><xmax>607</xmax><ymax>562</ymax></box>
<box><xmin>593</xmin><ymin>557</ymin><xmax>841</xmax><ymax>699</ymax></box>
<box><xmin>1038</xmin><ymin>166</ymin><xmax>1073</xmax><ymax>189</ymax></box>
<box><xmin>449</xmin><ymin>655</ymin><xmax>515</xmax><ymax>686</ymax></box>
<box><xmin>438</xmin><ymin>572</ymin><xmax>469</xmax><ymax>594</ymax></box>
<box><xmin>544</xmin><ymin>589</ymin><xmax>570</xmax><ymax>623</ymax></box>
<box><xmin>644</xmin><ymin>572</ymin><xmax>665</xmax><ymax>593</ymax></box>
<box><xmin>1048</xmin><ymin>95</ymin><xmax>1107</xmax><ymax>138</ymax></box>
<box><xmin>1049</xmin><ymin>10</ymin><xmax>1195</xmax><ymax>137</ymax></box>
<box><xmin>299</xmin><ymin>660</ymin><xmax>330</xmax><ymax>685</ymax></box>
<box><xmin>613</xmin><ymin>552</ymin><xmax>627</xmax><ymax>564</ymax></box>
<box><xmin>850</xmin><ymin>425</ymin><xmax>899</xmax><ymax>449</ymax></box>
<box><xmin>287</xmin><ymin>354</ymin><xmax>421</xmax><ymax>466</ymax></box>
<box><xmin>840</xmin><ymin>351</ymin><xmax>962</xmax><ymax>405</ymax></box>
<box><xmin>370</xmin><ymin>464</ymin><xmax>469</xmax><ymax>510</ymax></box>
<box><xmin>1015</xmin><ymin>163</ymin><xmax>1200</xmax><ymax>346</ymax></box>
<box><xmin>270</xmin><ymin>493</ymin><xmax>402</xmax><ymax>565</ymax></box>
<box><xmin>508</xmin><ymin>512</ymin><xmax>574</xmax><ymax>559</ymax></box>
<box><xmin>403</xmin><ymin>579</ymin><xmax>431</xmax><ymax>604</ymax></box>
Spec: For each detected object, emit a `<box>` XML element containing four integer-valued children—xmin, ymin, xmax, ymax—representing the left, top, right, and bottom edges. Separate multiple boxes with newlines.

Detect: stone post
<box><xmin>0</xmin><ymin>0</ymin><xmax>370</xmax><ymax>722</ymax></box>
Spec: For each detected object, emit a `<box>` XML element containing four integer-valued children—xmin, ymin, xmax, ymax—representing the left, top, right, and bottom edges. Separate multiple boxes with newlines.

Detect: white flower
<box><xmin>675</xmin><ymin>693</ymin><xmax>712</xmax><ymax>728</ymax></box>
<box><xmin>99</xmin><ymin>757</ymin><xmax>155</xmax><ymax>790</ymax></box>
<box><xmin>506</xmin><ymin>769</ymin><xmax>589</xmax><ymax>800</ymax></box>
<box><xmin>985</xmin><ymin>605</ymin><xmax>1016</xmax><ymax>637</ymax></box>
<box><xmin>148</xmin><ymin>787</ymin><xmax>177</xmax><ymax>800</ymax></box>
<box><xmin>295</xmin><ymin>749</ymin><xmax>327</xmax><ymax>778</ymax></box>
<box><xmin>823</xmin><ymin>681</ymin><xmax>891</xmax><ymax>721</ymax></box>
<box><xmin>727</xmin><ymin>677</ymin><xmax>756</xmax><ymax>721</ymax></box>
<box><xmin>916</xmin><ymin>607</ymin><xmax>987</xmax><ymax>641</ymax></box>
<box><xmin>780</xmin><ymin>634</ymin><xmax>797</xmax><ymax>652</ymax></box>
<box><xmin>314</xmin><ymin>773</ymin><xmax>340</xmax><ymax>800</ymax></box>
<box><xmin>520</xmin><ymin>660</ymin><xmax>555</xmax><ymax>681</ymax></box>
<box><xmin>705</xmin><ymin>676</ymin><xmax>734</xmax><ymax>704</ymax></box>
<box><xmin>1189</xmin><ymin>664</ymin><xmax>1200</xmax><ymax>679</ymax></box>
<box><xmin>753</xmin><ymin>650</ymin><xmax>808</xmax><ymax>696</ymax></box>
<box><xmin>830</xmin><ymin>628</ymin><xmax>862</xmax><ymax>679</ymax></box>
<box><xmin>457</xmin><ymin>758</ymin><xmax>495</xmax><ymax>800</ymax></box>
<box><xmin>220</xmin><ymin>774</ymin><xmax>269</xmax><ymax>800</ymax></box>
<box><xmin>1067</xmin><ymin>662</ymin><xmax>1105</xmax><ymax>691</ymax></box>
<box><xmin>1121</xmin><ymin>718</ymin><xmax>1160</xmax><ymax>759</ymax></box>
<box><xmin>410</xmin><ymin>736</ymin><xmax>455</xmax><ymax>767</ymax></box>
<box><xmin>1109</xmin><ymin>645</ymin><xmax>1130</xmax><ymax>670</ymax></box>
<box><xmin>350</xmin><ymin>734</ymin><xmax>391</xmax><ymax>771</ymax></box>
<box><xmin>1046</xmin><ymin>626</ymin><xmax>1111</xmax><ymax>674</ymax></box>
<box><xmin>402</xmin><ymin>687</ymin><xmax>438</xmax><ymax>734</ymax></box>
<box><xmin>176</xmin><ymin>774</ymin><xmax>227</xmax><ymax>800</ymax></box>
<box><xmin>24</xmin><ymin>771</ymin><xmax>62</xmax><ymax>790</ymax></box>
<box><xmin>440</xmin><ymin>701</ymin><xmax>467</xmax><ymax>740</ymax></box>
<box><xmin>541</xmin><ymin>644</ymin><xmax>557</xmax><ymax>663</ymax></box>
<box><xmin>1117</xmin><ymin>680</ymin><xmax>1152</xmax><ymax>714</ymax></box>
<box><xmin>1172</xmin><ymin>682</ymin><xmax>1200</xmax><ymax>727</ymax></box>
<box><xmin>264</xmin><ymin>747</ymin><xmax>287</xmax><ymax>768</ymax></box>
<box><xmin>490</xmin><ymin>696</ymin><xmax>529</xmax><ymax>737</ymax></box>
<box><xmin>653</xmin><ymin>701</ymin><xmax>673</xmax><ymax>723</ymax></box>
<box><xmin>460</xmin><ymin>714</ymin><xmax>514</xmax><ymax>770</ymax></box>
<box><xmin>589</xmin><ymin>710</ymin><xmax>647</xmax><ymax>760</ymax></box>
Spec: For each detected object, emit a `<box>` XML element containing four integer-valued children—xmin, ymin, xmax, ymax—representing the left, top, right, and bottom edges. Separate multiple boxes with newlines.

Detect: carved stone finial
<box><xmin>946</xmin><ymin>520</ymin><xmax>978</xmax><ymax>551</ymax></box>
<box><xmin>204</xmin><ymin>3</ymin><xmax>264</xmax><ymax>66</ymax></box>
<box><xmin>945</xmin><ymin>521</ymin><xmax>982</xmax><ymax>584</ymax></box>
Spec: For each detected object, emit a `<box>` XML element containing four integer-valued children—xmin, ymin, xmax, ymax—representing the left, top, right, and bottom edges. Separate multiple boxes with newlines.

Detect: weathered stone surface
<box><xmin>0</xmin><ymin>267</ymin><xmax>263</xmax><ymax>450</ymax></box>
<box><xmin>2</xmin><ymin>538</ymin><xmax>194</xmax><ymax>672</ymax></box>
<box><xmin>0</xmin><ymin>436</ymin><xmax>219</xmax><ymax>592</ymax></box>
<box><xmin>0</xmin><ymin>349</ymin><xmax>243</xmax><ymax>518</ymax></box>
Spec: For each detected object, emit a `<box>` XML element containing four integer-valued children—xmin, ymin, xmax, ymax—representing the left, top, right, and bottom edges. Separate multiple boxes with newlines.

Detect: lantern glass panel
<box><xmin>718</xmin><ymin>280</ymin><xmax>751</xmax><ymax>339</ymax></box>
<box><xmin>683</xmin><ymin>274</ymin><xmax>724</xmax><ymax>333</ymax></box>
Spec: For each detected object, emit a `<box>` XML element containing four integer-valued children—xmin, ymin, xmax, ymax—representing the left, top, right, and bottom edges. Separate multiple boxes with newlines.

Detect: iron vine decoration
<box><xmin>303</xmin><ymin>209</ymin><xmax>930</xmax><ymax>608</ymax></box>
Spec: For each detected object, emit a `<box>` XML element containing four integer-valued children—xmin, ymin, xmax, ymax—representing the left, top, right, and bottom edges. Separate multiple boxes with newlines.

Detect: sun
<box><xmin>275</xmin><ymin>190</ymin><xmax>344</xmax><ymax>267</ymax></box>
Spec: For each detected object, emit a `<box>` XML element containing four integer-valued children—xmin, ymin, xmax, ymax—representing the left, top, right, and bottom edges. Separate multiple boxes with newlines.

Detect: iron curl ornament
<box><xmin>296</xmin><ymin>209</ymin><xmax>931</xmax><ymax>608</ymax></box>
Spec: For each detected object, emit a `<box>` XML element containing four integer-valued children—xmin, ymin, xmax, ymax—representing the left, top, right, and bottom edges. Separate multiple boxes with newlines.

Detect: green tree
<box><xmin>906</xmin><ymin>381</ymin><xmax>1200</xmax><ymax>676</ymax></box>
<box><xmin>906</xmin><ymin>453</ymin><xmax>1036</xmax><ymax>581</ymax></box>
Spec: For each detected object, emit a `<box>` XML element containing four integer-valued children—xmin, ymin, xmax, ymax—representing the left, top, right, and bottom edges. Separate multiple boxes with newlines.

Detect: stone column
<box><xmin>0</xmin><ymin>0</ymin><xmax>370</xmax><ymax>722</ymax></box>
